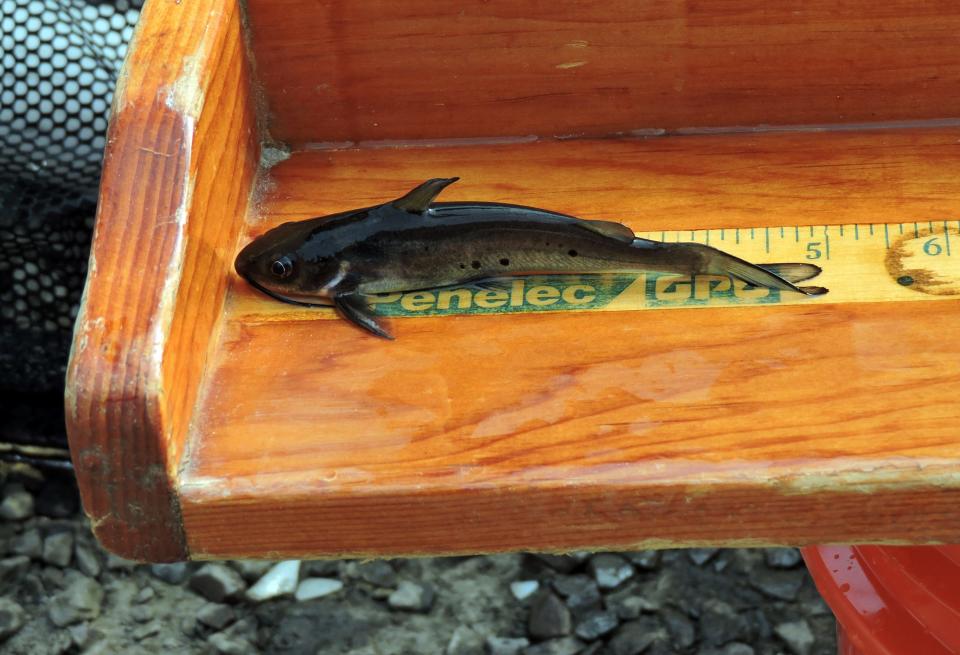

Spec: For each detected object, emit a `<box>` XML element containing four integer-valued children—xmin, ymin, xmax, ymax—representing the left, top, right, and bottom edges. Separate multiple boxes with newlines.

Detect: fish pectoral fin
<box><xmin>582</xmin><ymin>219</ymin><xmax>637</xmax><ymax>243</ymax></box>
<box><xmin>757</xmin><ymin>263</ymin><xmax>822</xmax><ymax>283</ymax></box>
<box><xmin>393</xmin><ymin>177</ymin><xmax>460</xmax><ymax>214</ymax></box>
<box><xmin>334</xmin><ymin>293</ymin><xmax>394</xmax><ymax>340</ymax></box>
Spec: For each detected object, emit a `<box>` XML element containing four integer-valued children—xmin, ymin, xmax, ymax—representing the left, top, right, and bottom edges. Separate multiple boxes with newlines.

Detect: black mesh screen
<box><xmin>1</xmin><ymin>1</ymin><xmax>143</xmax><ymax>458</ymax></box>
<box><xmin>0</xmin><ymin>0</ymin><xmax>143</xmax><ymax>393</ymax></box>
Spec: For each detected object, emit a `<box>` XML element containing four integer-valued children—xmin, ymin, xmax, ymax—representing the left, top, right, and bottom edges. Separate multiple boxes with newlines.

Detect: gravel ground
<box><xmin>0</xmin><ymin>465</ymin><xmax>837</xmax><ymax>655</ymax></box>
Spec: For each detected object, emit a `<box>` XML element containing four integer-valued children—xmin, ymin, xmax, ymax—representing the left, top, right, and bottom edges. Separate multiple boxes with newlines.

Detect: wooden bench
<box><xmin>66</xmin><ymin>0</ymin><xmax>960</xmax><ymax>562</ymax></box>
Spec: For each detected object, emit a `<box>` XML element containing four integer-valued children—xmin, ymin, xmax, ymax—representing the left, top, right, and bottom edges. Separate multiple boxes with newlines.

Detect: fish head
<box><xmin>234</xmin><ymin>221</ymin><xmax>341</xmax><ymax>306</ymax></box>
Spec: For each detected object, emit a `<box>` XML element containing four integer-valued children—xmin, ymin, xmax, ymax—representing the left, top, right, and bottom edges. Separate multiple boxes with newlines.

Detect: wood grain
<box><xmin>64</xmin><ymin>0</ymin><xmax>259</xmax><ymax>561</ymax></box>
<box><xmin>244</xmin><ymin>0</ymin><xmax>960</xmax><ymax>145</ymax></box>
<box><xmin>179</xmin><ymin>129</ymin><xmax>960</xmax><ymax>558</ymax></box>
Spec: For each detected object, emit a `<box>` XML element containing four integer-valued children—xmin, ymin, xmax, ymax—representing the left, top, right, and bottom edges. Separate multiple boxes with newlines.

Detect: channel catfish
<box><xmin>235</xmin><ymin>178</ymin><xmax>826</xmax><ymax>338</ymax></box>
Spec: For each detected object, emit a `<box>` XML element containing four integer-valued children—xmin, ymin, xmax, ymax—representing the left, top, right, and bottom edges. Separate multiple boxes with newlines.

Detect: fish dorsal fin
<box><xmin>392</xmin><ymin>177</ymin><xmax>460</xmax><ymax>214</ymax></box>
<box><xmin>581</xmin><ymin>219</ymin><xmax>636</xmax><ymax>243</ymax></box>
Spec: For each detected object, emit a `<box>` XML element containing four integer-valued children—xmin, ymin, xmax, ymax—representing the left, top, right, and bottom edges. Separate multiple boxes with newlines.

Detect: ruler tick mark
<box><xmin>944</xmin><ymin>221</ymin><xmax>952</xmax><ymax>256</ymax></box>
<box><xmin>884</xmin><ymin>224</ymin><xmax>890</xmax><ymax>249</ymax></box>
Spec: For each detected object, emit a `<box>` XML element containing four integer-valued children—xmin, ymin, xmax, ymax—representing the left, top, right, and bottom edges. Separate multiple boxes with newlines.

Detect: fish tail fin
<box><xmin>756</xmin><ymin>263</ymin><xmax>822</xmax><ymax>283</ymax></box>
<box><xmin>702</xmin><ymin>248</ymin><xmax>828</xmax><ymax>296</ymax></box>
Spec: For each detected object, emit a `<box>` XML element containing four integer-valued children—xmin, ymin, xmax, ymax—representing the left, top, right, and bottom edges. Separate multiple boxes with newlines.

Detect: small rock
<box><xmin>801</xmin><ymin>595</ymin><xmax>832</xmax><ymax>617</ymax></box>
<box><xmin>132</xmin><ymin>622</ymin><xmax>161</xmax><ymax>641</ymax></box>
<box><xmin>723</xmin><ymin>644</ymin><xmax>756</xmax><ymax>655</ymax></box>
<box><xmin>302</xmin><ymin>559</ymin><xmax>341</xmax><ymax>577</ymax></box>
<box><xmin>0</xmin><ymin>555</ymin><xmax>30</xmax><ymax>584</ymax></box>
<box><xmin>743</xmin><ymin>608</ymin><xmax>771</xmax><ymax>640</ymax></box>
<box><xmin>700</xmin><ymin>599</ymin><xmax>750</xmax><ymax>647</ymax></box>
<box><xmin>42</xmin><ymin>531</ymin><xmax>74</xmax><ymax>567</ymax></box>
<box><xmin>447</xmin><ymin>625</ymin><xmax>484</xmax><ymax>655</ymax></box>
<box><xmin>136</xmin><ymin>586</ymin><xmax>155</xmax><ymax>603</ymax></box>
<box><xmin>510</xmin><ymin>580</ymin><xmax>539</xmax><ymax>601</ymax></box>
<box><xmin>604</xmin><ymin>581</ymin><xmax>661</xmax><ymax>619</ymax></box>
<box><xmin>388</xmin><ymin>580</ymin><xmax>435</xmax><ymax>612</ymax></box>
<box><xmin>294</xmin><ymin>577</ymin><xmax>343</xmax><ymax>601</ymax></box>
<box><xmin>528</xmin><ymin>592</ymin><xmax>572</xmax><ymax>640</ymax></box>
<box><xmin>48</xmin><ymin>576</ymin><xmax>104</xmax><ymax>627</ymax></box>
<box><xmin>626</xmin><ymin>550</ymin><xmax>661</xmax><ymax>570</ymax></box>
<box><xmin>551</xmin><ymin>574</ymin><xmax>601</xmax><ymax>615</ymax></box>
<box><xmin>531</xmin><ymin>554</ymin><xmax>579</xmax><ymax>573</ymax></box>
<box><xmin>105</xmin><ymin>553</ymin><xmax>138</xmax><ymax>571</ymax></box>
<box><xmin>67</xmin><ymin>622</ymin><xmax>92</xmax><ymax>649</ymax></box>
<box><xmin>522</xmin><ymin>636</ymin><xmax>584</xmax><ymax>655</ymax></box>
<box><xmin>688</xmin><ymin>548</ymin><xmax>720</xmax><ymax>566</ymax></box>
<box><xmin>198</xmin><ymin>603</ymin><xmax>236</xmax><ymax>630</ymax></box>
<box><xmin>10</xmin><ymin>528</ymin><xmax>42</xmax><ymax>559</ymax></box>
<box><xmin>578</xmin><ymin>643</ymin><xmax>604</xmax><ymax>655</ymax></box>
<box><xmin>750</xmin><ymin>570</ymin><xmax>804</xmax><ymax>601</ymax></box>
<box><xmin>83</xmin><ymin>640</ymin><xmax>123</xmax><ymax>655</ymax></box>
<box><xmin>223</xmin><ymin>616</ymin><xmax>258</xmax><ymax>641</ymax></box>
<box><xmin>130</xmin><ymin>605</ymin><xmax>153</xmax><ymax>623</ymax></box>
<box><xmin>74</xmin><ymin>543</ymin><xmax>102</xmax><ymax>578</ymax></box>
<box><xmin>150</xmin><ymin>562</ymin><xmax>190</xmax><ymax>585</ymax></box>
<box><xmin>208</xmin><ymin>631</ymin><xmax>256</xmax><ymax>655</ymax></box>
<box><xmin>246</xmin><ymin>560</ymin><xmax>300</xmax><ymax>602</ymax></box>
<box><xmin>0</xmin><ymin>488</ymin><xmax>34</xmax><ymax>520</ymax></box>
<box><xmin>189</xmin><ymin>563</ymin><xmax>247</xmax><ymax>602</ymax></box>
<box><xmin>357</xmin><ymin>560</ymin><xmax>396</xmax><ymax>587</ymax></box>
<box><xmin>230</xmin><ymin>560</ymin><xmax>274</xmax><ymax>582</ymax></box>
<box><xmin>607</xmin><ymin>616</ymin><xmax>662</xmax><ymax>655</ymax></box>
<box><xmin>0</xmin><ymin>598</ymin><xmax>25</xmax><ymax>642</ymax></box>
<box><xmin>486</xmin><ymin>636</ymin><xmax>530</xmax><ymax>655</ymax></box>
<box><xmin>774</xmin><ymin>620</ymin><xmax>815</xmax><ymax>655</ymax></box>
<box><xmin>661</xmin><ymin>608</ymin><xmax>696</xmax><ymax>650</ymax></box>
<box><xmin>573</xmin><ymin>609</ymin><xmax>619</xmax><ymax>641</ymax></box>
<box><xmin>588</xmin><ymin>554</ymin><xmax>635</xmax><ymax>590</ymax></box>
<box><xmin>180</xmin><ymin>615</ymin><xmax>198</xmax><ymax>637</ymax></box>
<box><xmin>765</xmin><ymin>548</ymin><xmax>803</xmax><ymax>569</ymax></box>
<box><xmin>41</xmin><ymin>566</ymin><xmax>65</xmax><ymax>588</ymax></box>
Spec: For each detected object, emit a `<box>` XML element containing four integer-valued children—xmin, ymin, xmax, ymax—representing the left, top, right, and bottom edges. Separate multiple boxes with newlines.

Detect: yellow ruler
<box><xmin>237</xmin><ymin>221</ymin><xmax>960</xmax><ymax>320</ymax></box>
<box><xmin>600</xmin><ymin>220</ymin><xmax>960</xmax><ymax>311</ymax></box>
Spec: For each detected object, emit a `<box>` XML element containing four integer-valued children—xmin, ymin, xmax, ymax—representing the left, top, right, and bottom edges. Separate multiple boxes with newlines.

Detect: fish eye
<box><xmin>270</xmin><ymin>256</ymin><xmax>294</xmax><ymax>279</ymax></box>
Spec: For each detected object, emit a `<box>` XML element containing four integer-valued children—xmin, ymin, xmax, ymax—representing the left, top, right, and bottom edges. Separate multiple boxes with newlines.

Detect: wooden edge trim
<box><xmin>65</xmin><ymin>0</ymin><xmax>255</xmax><ymax>561</ymax></box>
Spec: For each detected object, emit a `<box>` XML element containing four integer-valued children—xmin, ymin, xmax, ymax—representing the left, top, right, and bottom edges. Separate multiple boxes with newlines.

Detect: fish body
<box><xmin>235</xmin><ymin>178</ymin><xmax>826</xmax><ymax>338</ymax></box>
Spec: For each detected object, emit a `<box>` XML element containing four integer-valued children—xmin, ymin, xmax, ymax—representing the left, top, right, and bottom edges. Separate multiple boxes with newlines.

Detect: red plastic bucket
<box><xmin>802</xmin><ymin>546</ymin><xmax>960</xmax><ymax>655</ymax></box>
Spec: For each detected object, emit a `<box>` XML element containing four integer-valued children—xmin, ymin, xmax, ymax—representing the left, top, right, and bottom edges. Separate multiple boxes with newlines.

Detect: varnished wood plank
<box><xmin>245</xmin><ymin>0</ymin><xmax>960</xmax><ymax>145</ymax></box>
<box><xmin>64</xmin><ymin>0</ymin><xmax>259</xmax><ymax>561</ymax></box>
<box><xmin>245</xmin><ymin>128</ymin><xmax>960</xmax><ymax>232</ymax></box>
<box><xmin>179</xmin><ymin>129</ymin><xmax>960</xmax><ymax>558</ymax></box>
